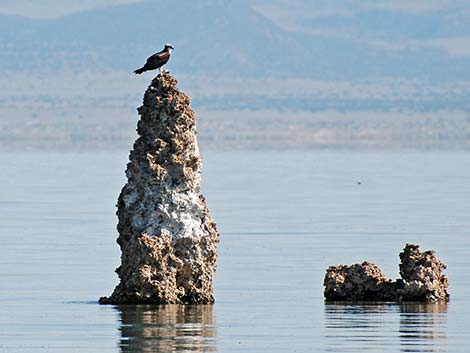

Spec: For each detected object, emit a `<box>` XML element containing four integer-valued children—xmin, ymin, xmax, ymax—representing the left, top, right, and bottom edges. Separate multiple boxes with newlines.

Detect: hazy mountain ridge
<box><xmin>2</xmin><ymin>0</ymin><xmax>470</xmax><ymax>79</ymax></box>
<box><xmin>0</xmin><ymin>1</ymin><xmax>308</xmax><ymax>76</ymax></box>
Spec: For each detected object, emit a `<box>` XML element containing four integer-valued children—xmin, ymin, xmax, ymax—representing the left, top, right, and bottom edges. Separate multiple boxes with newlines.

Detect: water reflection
<box><xmin>399</xmin><ymin>303</ymin><xmax>447</xmax><ymax>352</ymax></box>
<box><xmin>324</xmin><ymin>302</ymin><xmax>447</xmax><ymax>353</ymax></box>
<box><xmin>116</xmin><ymin>305</ymin><xmax>216</xmax><ymax>353</ymax></box>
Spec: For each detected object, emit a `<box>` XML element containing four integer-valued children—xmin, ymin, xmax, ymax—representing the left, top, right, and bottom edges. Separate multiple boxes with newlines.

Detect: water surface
<box><xmin>0</xmin><ymin>150</ymin><xmax>469</xmax><ymax>352</ymax></box>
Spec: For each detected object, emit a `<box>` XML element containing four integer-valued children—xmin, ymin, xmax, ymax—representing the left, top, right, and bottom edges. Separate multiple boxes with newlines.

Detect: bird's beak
<box><xmin>170</xmin><ymin>46</ymin><xmax>175</xmax><ymax>50</ymax></box>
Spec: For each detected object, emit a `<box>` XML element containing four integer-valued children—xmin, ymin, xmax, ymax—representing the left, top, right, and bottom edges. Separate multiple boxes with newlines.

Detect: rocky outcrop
<box><xmin>324</xmin><ymin>244</ymin><xmax>449</xmax><ymax>302</ymax></box>
<box><xmin>100</xmin><ymin>72</ymin><xmax>220</xmax><ymax>304</ymax></box>
<box><xmin>324</xmin><ymin>262</ymin><xmax>399</xmax><ymax>301</ymax></box>
<box><xmin>398</xmin><ymin>244</ymin><xmax>449</xmax><ymax>302</ymax></box>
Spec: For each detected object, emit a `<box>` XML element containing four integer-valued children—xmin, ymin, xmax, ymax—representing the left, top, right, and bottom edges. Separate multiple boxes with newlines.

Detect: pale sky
<box><xmin>362</xmin><ymin>0</ymin><xmax>468</xmax><ymax>14</ymax></box>
<box><xmin>0</xmin><ymin>0</ymin><xmax>144</xmax><ymax>18</ymax></box>
<box><xmin>4</xmin><ymin>0</ymin><xmax>470</xmax><ymax>19</ymax></box>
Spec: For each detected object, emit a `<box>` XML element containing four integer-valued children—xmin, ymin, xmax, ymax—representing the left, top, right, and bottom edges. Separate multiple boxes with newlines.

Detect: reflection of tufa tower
<box><xmin>118</xmin><ymin>305</ymin><xmax>216</xmax><ymax>353</ymax></box>
<box><xmin>100</xmin><ymin>72</ymin><xmax>220</xmax><ymax>304</ymax></box>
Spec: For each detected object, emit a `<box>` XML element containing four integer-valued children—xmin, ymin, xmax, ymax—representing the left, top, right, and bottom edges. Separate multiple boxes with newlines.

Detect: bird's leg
<box><xmin>159</xmin><ymin>67</ymin><xmax>162</xmax><ymax>75</ymax></box>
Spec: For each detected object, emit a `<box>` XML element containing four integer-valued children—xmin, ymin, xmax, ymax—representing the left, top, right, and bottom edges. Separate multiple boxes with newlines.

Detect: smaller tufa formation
<box><xmin>324</xmin><ymin>244</ymin><xmax>449</xmax><ymax>302</ymax></box>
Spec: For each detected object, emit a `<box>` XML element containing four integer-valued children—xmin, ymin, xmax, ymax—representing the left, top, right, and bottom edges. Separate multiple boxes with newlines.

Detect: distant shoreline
<box><xmin>2</xmin><ymin>72</ymin><xmax>470</xmax><ymax>152</ymax></box>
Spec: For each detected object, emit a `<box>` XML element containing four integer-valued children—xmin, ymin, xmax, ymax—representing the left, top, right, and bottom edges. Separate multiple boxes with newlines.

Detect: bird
<box><xmin>134</xmin><ymin>44</ymin><xmax>174</xmax><ymax>74</ymax></box>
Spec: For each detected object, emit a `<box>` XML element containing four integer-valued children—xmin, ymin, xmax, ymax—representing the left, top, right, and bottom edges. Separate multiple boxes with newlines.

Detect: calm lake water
<box><xmin>1</xmin><ymin>150</ymin><xmax>469</xmax><ymax>352</ymax></box>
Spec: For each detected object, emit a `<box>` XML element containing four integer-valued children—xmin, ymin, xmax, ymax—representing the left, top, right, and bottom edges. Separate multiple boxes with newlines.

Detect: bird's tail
<box><xmin>134</xmin><ymin>67</ymin><xmax>145</xmax><ymax>74</ymax></box>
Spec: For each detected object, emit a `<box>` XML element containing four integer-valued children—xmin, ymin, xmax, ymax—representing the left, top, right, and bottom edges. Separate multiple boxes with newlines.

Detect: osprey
<box><xmin>134</xmin><ymin>44</ymin><xmax>174</xmax><ymax>74</ymax></box>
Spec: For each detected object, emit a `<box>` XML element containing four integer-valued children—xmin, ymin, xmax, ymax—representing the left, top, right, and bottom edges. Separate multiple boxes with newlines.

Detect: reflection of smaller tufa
<box><xmin>324</xmin><ymin>244</ymin><xmax>449</xmax><ymax>302</ymax></box>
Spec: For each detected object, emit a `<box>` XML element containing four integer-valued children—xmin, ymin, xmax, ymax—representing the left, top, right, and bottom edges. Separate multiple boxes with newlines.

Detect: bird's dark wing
<box><xmin>146</xmin><ymin>51</ymin><xmax>170</xmax><ymax>69</ymax></box>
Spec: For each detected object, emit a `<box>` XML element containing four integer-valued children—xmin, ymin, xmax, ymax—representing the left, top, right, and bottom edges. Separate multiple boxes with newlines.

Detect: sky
<box><xmin>6</xmin><ymin>0</ymin><xmax>470</xmax><ymax>18</ymax></box>
<box><xmin>0</xmin><ymin>0</ymin><xmax>144</xmax><ymax>18</ymax></box>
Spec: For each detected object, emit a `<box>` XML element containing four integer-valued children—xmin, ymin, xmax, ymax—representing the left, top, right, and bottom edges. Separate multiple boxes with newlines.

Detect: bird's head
<box><xmin>164</xmin><ymin>43</ymin><xmax>174</xmax><ymax>53</ymax></box>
